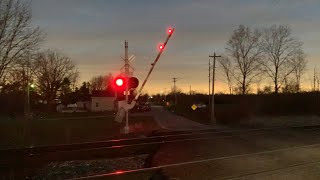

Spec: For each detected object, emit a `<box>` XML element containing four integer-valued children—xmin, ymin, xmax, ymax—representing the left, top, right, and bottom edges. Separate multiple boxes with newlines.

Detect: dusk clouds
<box><xmin>31</xmin><ymin>0</ymin><xmax>320</xmax><ymax>93</ymax></box>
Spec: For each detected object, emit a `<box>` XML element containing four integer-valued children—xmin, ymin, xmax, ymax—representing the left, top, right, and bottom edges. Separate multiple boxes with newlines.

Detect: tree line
<box><xmin>0</xmin><ymin>0</ymin><xmax>312</xmax><ymax>114</ymax></box>
<box><xmin>219</xmin><ymin>24</ymin><xmax>307</xmax><ymax>95</ymax></box>
<box><xmin>0</xmin><ymin>0</ymin><xmax>80</xmax><ymax>112</ymax></box>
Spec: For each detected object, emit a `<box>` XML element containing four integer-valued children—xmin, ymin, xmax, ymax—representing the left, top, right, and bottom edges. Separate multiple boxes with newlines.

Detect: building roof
<box><xmin>91</xmin><ymin>90</ymin><xmax>114</xmax><ymax>97</ymax></box>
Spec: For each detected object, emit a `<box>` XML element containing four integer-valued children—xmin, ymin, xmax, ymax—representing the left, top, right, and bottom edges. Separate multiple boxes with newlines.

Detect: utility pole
<box><xmin>26</xmin><ymin>60</ymin><xmax>30</xmax><ymax>114</ymax></box>
<box><xmin>313</xmin><ymin>66</ymin><xmax>316</xmax><ymax>91</ymax></box>
<box><xmin>172</xmin><ymin>77</ymin><xmax>178</xmax><ymax>105</ymax></box>
<box><xmin>209</xmin><ymin>53</ymin><xmax>221</xmax><ymax>125</ymax></box>
<box><xmin>24</xmin><ymin>52</ymin><xmax>31</xmax><ymax>116</ymax></box>
<box><xmin>208</xmin><ymin>58</ymin><xmax>211</xmax><ymax>105</ymax></box>
<box><xmin>124</xmin><ymin>40</ymin><xmax>129</xmax><ymax>134</ymax></box>
<box><xmin>189</xmin><ymin>85</ymin><xmax>191</xmax><ymax>95</ymax></box>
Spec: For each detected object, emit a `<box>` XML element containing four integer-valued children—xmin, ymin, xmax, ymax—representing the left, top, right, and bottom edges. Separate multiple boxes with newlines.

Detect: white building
<box><xmin>91</xmin><ymin>97</ymin><xmax>115</xmax><ymax>112</ymax></box>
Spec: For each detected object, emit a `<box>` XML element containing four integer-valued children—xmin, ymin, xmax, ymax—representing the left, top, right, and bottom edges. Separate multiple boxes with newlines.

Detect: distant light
<box><xmin>160</xmin><ymin>91</ymin><xmax>163</xmax><ymax>93</ymax></box>
<box><xmin>110</xmin><ymin>139</ymin><xmax>120</xmax><ymax>142</ymax></box>
<box><xmin>150</xmin><ymin>96</ymin><xmax>153</xmax><ymax>99</ymax></box>
<box><xmin>30</xmin><ymin>84</ymin><xmax>35</xmax><ymax>88</ymax></box>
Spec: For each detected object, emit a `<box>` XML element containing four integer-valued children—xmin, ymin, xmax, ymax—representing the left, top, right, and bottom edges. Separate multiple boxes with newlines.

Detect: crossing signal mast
<box><xmin>114</xmin><ymin>27</ymin><xmax>175</xmax><ymax>133</ymax></box>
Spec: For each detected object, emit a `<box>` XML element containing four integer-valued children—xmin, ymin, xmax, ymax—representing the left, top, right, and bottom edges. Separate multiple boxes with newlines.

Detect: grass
<box><xmin>166</xmin><ymin>103</ymin><xmax>254</xmax><ymax>125</ymax></box>
<box><xmin>34</xmin><ymin>111</ymin><xmax>116</xmax><ymax>119</ymax></box>
<box><xmin>0</xmin><ymin>114</ymin><xmax>159</xmax><ymax>149</ymax></box>
<box><xmin>167</xmin><ymin>105</ymin><xmax>211</xmax><ymax>125</ymax></box>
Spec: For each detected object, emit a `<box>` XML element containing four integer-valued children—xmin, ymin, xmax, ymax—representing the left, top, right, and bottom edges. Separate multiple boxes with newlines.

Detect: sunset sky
<box><xmin>31</xmin><ymin>0</ymin><xmax>320</xmax><ymax>94</ymax></box>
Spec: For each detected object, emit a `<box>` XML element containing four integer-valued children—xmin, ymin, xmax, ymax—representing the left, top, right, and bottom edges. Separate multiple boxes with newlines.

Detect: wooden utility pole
<box><xmin>164</xmin><ymin>88</ymin><xmax>167</xmax><ymax>102</ymax></box>
<box><xmin>172</xmin><ymin>77</ymin><xmax>178</xmax><ymax>105</ymax></box>
<box><xmin>208</xmin><ymin>58</ymin><xmax>211</xmax><ymax>105</ymax></box>
<box><xmin>209</xmin><ymin>53</ymin><xmax>221</xmax><ymax>125</ymax></box>
<box><xmin>314</xmin><ymin>66</ymin><xmax>317</xmax><ymax>91</ymax></box>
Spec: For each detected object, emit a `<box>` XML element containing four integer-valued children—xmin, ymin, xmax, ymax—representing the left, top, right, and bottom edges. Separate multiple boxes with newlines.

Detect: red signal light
<box><xmin>167</xmin><ymin>28</ymin><xmax>173</xmax><ymax>35</ymax></box>
<box><xmin>116</xmin><ymin>78</ymin><xmax>124</xmax><ymax>86</ymax></box>
<box><xmin>113</xmin><ymin>77</ymin><xmax>126</xmax><ymax>89</ymax></box>
<box><xmin>159</xmin><ymin>44</ymin><xmax>164</xmax><ymax>51</ymax></box>
<box><xmin>114</xmin><ymin>170</ymin><xmax>124</xmax><ymax>175</ymax></box>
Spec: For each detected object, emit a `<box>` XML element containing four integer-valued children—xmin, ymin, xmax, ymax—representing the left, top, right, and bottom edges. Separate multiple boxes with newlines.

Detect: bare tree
<box><xmin>218</xmin><ymin>56</ymin><xmax>233</xmax><ymax>94</ymax></box>
<box><xmin>5</xmin><ymin>52</ymin><xmax>38</xmax><ymax>90</ymax></box>
<box><xmin>226</xmin><ymin>25</ymin><xmax>263</xmax><ymax>95</ymax></box>
<box><xmin>290</xmin><ymin>50</ymin><xmax>307</xmax><ymax>91</ymax></box>
<box><xmin>90</xmin><ymin>74</ymin><xmax>113</xmax><ymax>91</ymax></box>
<box><xmin>33</xmin><ymin>50</ymin><xmax>78</xmax><ymax>106</ymax></box>
<box><xmin>0</xmin><ymin>0</ymin><xmax>43</xmax><ymax>82</ymax></box>
<box><xmin>90</xmin><ymin>75</ymin><xmax>105</xmax><ymax>91</ymax></box>
<box><xmin>260</xmin><ymin>25</ymin><xmax>303</xmax><ymax>94</ymax></box>
<box><xmin>282</xmin><ymin>77</ymin><xmax>299</xmax><ymax>93</ymax></box>
<box><xmin>257</xmin><ymin>85</ymin><xmax>272</xmax><ymax>94</ymax></box>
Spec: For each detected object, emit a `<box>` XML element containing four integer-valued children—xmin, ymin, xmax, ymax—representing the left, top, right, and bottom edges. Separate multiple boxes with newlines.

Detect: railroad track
<box><xmin>75</xmin><ymin>143</ymin><xmax>320</xmax><ymax>180</ymax></box>
<box><xmin>1</xmin><ymin>125</ymin><xmax>320</xmax><ymax>179</ymax></box>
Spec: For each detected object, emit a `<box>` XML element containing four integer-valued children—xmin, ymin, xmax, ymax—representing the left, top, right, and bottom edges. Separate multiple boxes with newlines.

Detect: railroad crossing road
<box><xmin>82</xmin><ymin>127</ymin><xmax>320</xmax><ymax>180</ymax></box>
<box><xmin>98</xmin><ymin>144</ymin><xmax>320</xmax><ymax>180</ymax></box>
<box><xmin>149</xmin><ymin>106</ymin><xmax>214</xmax><ymax>131</ymax></box>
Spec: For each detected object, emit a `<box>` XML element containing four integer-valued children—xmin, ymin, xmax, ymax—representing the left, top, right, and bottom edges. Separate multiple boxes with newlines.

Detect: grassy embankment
<box><xmin>0</xmin><ymin>112</ymin><xmax>159</xmax><ymax>148</ymax></box>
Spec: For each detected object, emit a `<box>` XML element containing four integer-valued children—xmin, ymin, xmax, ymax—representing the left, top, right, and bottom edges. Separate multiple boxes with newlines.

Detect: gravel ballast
<box><xmin>33</xmin><ymin>155</ymin><xmax>148</xmax><ymax>179</ymax></box>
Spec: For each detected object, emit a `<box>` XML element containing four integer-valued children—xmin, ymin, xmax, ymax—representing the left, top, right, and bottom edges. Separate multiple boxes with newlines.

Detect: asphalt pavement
<box><xmin>149</xmin><ymin>106</ymin><xmax>214</xmax><ymax>131</ymax></box>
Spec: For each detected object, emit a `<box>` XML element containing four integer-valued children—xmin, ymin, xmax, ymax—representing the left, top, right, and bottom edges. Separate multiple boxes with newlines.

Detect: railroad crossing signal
<box><xmin>113</xmin><ymin>76</ymin><xmax>139</xmax><ymax>101</ymax></box>
<box><xmin>114</xmin><ymin>27</ymin><xmax>175</xmax><ymax>126</ymax></box>
<box><xmin>114</xmin><ymin>76</ymin><xmax>139</xmax><ymax>90</ymax></box>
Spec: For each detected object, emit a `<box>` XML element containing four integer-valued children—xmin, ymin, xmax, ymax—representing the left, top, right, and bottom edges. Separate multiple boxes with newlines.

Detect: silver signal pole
<box><xmin>124</xmin><ymin>40</ymin><xmax>129</xmax><ymax>134</ymax></box>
